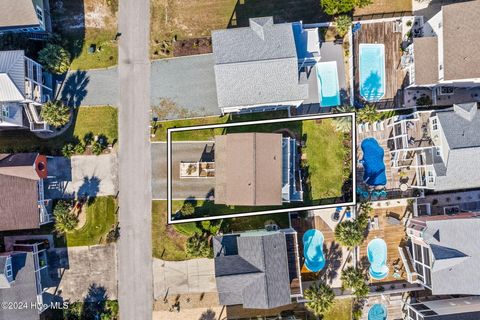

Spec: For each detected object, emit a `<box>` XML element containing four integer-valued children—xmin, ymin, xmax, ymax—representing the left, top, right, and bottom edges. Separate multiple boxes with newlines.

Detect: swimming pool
<box><xmin>359</xmin><ymin>44</ymin><xmax>385</xmax><ymax>102</ymax></box>
<box><xmin>361</xmin><ymin>138</ymin><xmax>387</xmax><ymax>186</ymax></box>
<box><xmin>368</xmin><ymin>304</ymin><xmax>387</xmax><ymax>320</ymax></box>
<box><xmin>303</xmin><ymin>229</ymin><xmax>325</xmax><ymax>272</ymax></box>
<box><xmin>316</xmin><ymin>61</ymin><xmax>340</xmax><ymax>107</ymax></box>
<box><xmin>367</xmin><ymin>238</ymin><xmax>389</xmax><ymax>280</ymax></box>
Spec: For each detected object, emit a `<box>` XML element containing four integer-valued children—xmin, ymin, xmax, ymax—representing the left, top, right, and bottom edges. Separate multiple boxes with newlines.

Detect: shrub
<box><xmin>53</xmin><ymin>201</ymin><xmax>78</xmax><ymax>234</ymax></box>
<box><xmin>106</xmin><ymin>224</ymin><xmax>120</xmax><ymax>243</ymax></box>
<box><xmin>38</xmin><ymin>43</ymin><xmax>71</xmax><ymax>74</ymax></box>
<box><xmin>91</xmin><ymin>141</ymin><xmax>106</xmax><ymax>155</ymax></box>
<box><xmin>40</xmin><ymin>100</ymin><xmax>70</xmax><ymax>127</ymax></box>
<box><xmin>62</xmin><ymin>143</ymin><xmax>75</xmax><ymax>158</ymax></box>
<box><xmin>84</xmin><ymin>131</ymin><xmax>94</xmax><ymax>145</ymax></box>
<box><xmin>320</xmin><ymin>0</ymin><xmax>372</xmax><ymax>15</ymax></box>
<box><xmin>73</xmin><ymin>143</ymin><xmax>86</xmax><ymax>154</ymax></box>
<box><xmin>185</xmin><ymin>234</ymin><xmax>212</xmax><ymax>258</ymax></box>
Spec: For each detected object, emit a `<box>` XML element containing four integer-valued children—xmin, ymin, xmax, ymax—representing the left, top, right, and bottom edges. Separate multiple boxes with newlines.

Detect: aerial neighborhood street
<box><xmin>1</xmin><ymin>0</ymin><xmax>480</xmax><ymax>319</ymax></box>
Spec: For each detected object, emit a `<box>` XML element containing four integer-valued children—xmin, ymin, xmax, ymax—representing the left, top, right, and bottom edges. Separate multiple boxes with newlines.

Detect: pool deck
<box><xmin>354</xmin><ymin>21</ymin><xmax>409</xmax><ymax>109</ymax></box>
<box><xmin>291</xmin><ymin>210</ymin><xmax>353</xmax><ymax>289</ymax></box>
<box><xmin>359</xmin><ymin>205</ymin><xmax>411</xmax><ymax>284</ymax></box>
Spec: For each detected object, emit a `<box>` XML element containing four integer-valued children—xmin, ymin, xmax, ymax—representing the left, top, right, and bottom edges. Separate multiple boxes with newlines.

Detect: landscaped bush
<box><xmin>62</xmin><ymin>143</ymin><xmax>75</xmax><ymax>158</ymax></box>
<box><xmin>53</xmin><ymin>200</ymin><xmax>78</xmax><ymax>235</ymax></box>
<box><xmin>180</xmin><ymin>202</ymin><xmax>195</xmax><ymax>216</ymax></box>
<box><xmin>91</xmin><ymin>141</ymin><xmax>106</xmax><ymax>155</ymax></box>
<box><xmin>38</xmin><ymin>43</ymin><xmax>71</xmax><ymax>74</ymax></box>
<box><xmin>185</xmin><ymin>233</ymin><xmax>212</xmax><ymax>258</ymax></box>
<box><xmin>40</xmin><ymin>100</ymin><xmax>71</xmax><ymax>128</ymax></box>
<box><xmin>73</xmin><ymin>143</ymin><xmax>86</xmax><ymax>154</ymax></box>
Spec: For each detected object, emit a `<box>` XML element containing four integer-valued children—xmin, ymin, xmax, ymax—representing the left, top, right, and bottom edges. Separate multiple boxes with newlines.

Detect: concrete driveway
<box><xmin>44</xmin><ymin>154</ymin><xmax>118</xmax><ymax>199</ymax></box>
<box><xmin>153</xmin><ymin>258</ymin><xmax>217</xmax><ymax>299</ymax></box>
<box><xmin>46</xmin><ymin>245</ymin><xmax>117</xmax><ymax>302</ymax></box>
<box><xmin>59</xmin><ymin>55</ymin><xmax>220</xmax><ymax>116</ymax></box>
<box><xmin>152</xmin><ymin>142</ymin><xmax>215</xmax><ymax>200</ymax></box>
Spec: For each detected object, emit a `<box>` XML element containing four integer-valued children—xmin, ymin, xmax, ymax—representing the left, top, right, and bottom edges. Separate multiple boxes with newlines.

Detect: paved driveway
<box><xmin>153</xmin><ymin>258</ymin><xmax>217</xmax><ymax>299</ymax></box>
<box><xmin>46</xmin><ymin>245</ymin><xmax>117</xmax><ymax>302</ymax></box>
<box><xmin>44</xmin><ymin>154</ymin><xmax>118</xmax><ymax>199</ymax></box>
<box><xmin>59</xmin><ymin>55</ymin><xmax>220</xmax><ymax>116</ymax></box>
<box><xmin>152</xmin><ymin>142</ymin><xmax>215</xmax><ymax>200</ymax></box>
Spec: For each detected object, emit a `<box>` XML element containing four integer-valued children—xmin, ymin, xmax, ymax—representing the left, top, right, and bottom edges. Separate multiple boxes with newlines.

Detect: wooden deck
<box><xmin>359</xmin><ymin>206</ymin><xmax>409</xmax><ymax>284</ymax></box>
<box><xmin>292</xmin><ymin>214</ymin><xmax>349</xmax><ymax>288</ymax></box>
<box><xmin>354</xmin><ymin>21</ymin><xmax>408</xmax><ymax>108</ymax></box>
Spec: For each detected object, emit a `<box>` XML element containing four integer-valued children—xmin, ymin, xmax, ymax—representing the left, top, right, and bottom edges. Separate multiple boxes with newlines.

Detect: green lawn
<box><xmin>0</xmin><ymin>106</ymin><xmax>118</xmax><ymax>154</ymax></box>
<box><xmin>152</xmin><ymin>111</ymin><xmax>289</xmax><ymax>142</ymax></box>
<box><xmin>323</xmin><ymin>298</ymin><xmax>353</xmax><ymax>320</ymax></box>
<box><xmin>153</xmin><ymin>200</ymin><xmax>290</xmax><ymax>260</ymax></box>
<box><xmin>67</xmin><ymin>29</ymin><xmax>118</xmax><ymax>70</ymax></box>
<box><xmin>302</xmin><ymin>119</ymin><xmax>348</xmax><ymax>202</ymax></box>
<box><xmin>354</xmin><ymin>0</ymin><xmax>411</xmax><ymax>16</ymax></box>
<box><xmin>64</xmin><ymin>196</ymin><xmax>117</xmax><ymax>246</ymax></box>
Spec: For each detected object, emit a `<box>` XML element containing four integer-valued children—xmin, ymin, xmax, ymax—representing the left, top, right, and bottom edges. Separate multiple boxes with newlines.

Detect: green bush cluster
<box><xmin>61</xmin><ymin>132</ymin><xmax>109</xmax><ymax>157</ymax></box>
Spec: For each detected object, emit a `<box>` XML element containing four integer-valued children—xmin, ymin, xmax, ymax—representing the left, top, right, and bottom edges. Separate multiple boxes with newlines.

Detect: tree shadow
<box><xmin>319</xmin><ymin>241</ymin><xmax>343</xmax><ymax>285</ymax></box>
<box><xmin>81</xmin><ymin>284</ymin><xmax>108</xmax><ymax>318</ymax></box>
<box><xmin>59</xmin><ymin>70</ymin><xmax>90</xmax><ymax>107</ymax></box>
<box><xmin>362</xmin><ymin>71</ymin><xmax>383</xmax><ymax>101</ymax></box>
<box><xmin>199</xmin><ymin>309</ymin><xmax>216</xmax><ymax>320</ymax></box>
<box><xmin>227</xmin><ymin>0</ymin><xmax>331</xmax><ymax>28</ymax></box>
<box><xmin>77</xmin><ymin>176</ymin><xmax>101</xmax><ymax>200</ymax></box>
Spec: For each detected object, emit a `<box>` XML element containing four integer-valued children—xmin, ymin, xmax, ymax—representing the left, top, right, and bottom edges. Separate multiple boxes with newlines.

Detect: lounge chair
<box><xmin>374</xmin><ymin>216</ymin><xmax>380</xmax><ymax>230</ymax></box>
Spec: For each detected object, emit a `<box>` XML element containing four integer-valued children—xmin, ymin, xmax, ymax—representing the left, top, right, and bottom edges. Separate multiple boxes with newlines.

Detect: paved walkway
<box><xmin>45</xmin><ymin>245</ymin><xmax>117</xmax><ymax>302</ymax></box>
<box><xmin>151</xmin><ymin>142</ymin><xmax>215</xmax><ymax>200</ymax></box>
<box><xmin>117</xmin><ymin>0</ymin><xmax>153</xmax><ymax>318</ymax></box>
<box><xmin>45</xmin><ymin>154</ymin><xmax>118</xmax><ymax>199</ymax></box>
<box><xmin>59</xmin><ymin>55</ymin><xmax>220</xmax><ymax>116</ymax></box>
<box><xmin>153</xmin><ymin>258</ymin><xmax>217</xmax><ymax>300</ymax></box>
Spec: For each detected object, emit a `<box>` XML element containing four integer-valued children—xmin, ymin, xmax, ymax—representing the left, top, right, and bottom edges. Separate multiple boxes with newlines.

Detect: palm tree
<box><xmin>333</xmin><ymin>105</ymin><xmax>355</xmax><ymax>133</ymax></box>
<box><xmin>40</xmin><ymin>100</ymin><xmax>71</xmax><ymax>127</ymax></box>
<box><xmin>53</xmin><ymin>201</ymin><xmax>78</xmax><ymax>234</ymax></box>
<box><xmin>341</xmin><ymin>267</ymin><xmax>370</xmax><ymax>298</ymax></box>
<box><xmin>38</xmin><ymin>43</ymin><xmax>71</xmax><ymax>74</ymax></box>
<box><xmin>335</xmin><ymin>219</ymin><xmax>365</xmax><ymax>248</ymax></box>
<box><xmin>335</xmin><ymin>15</ymin><xmax>352</xmax><ymax>37</ymax></box>
<box><xmin>357</xmin><ymin>105</ymin><xmax>380</xmax><ymax>124</ymax></box>
<box><xmin>304</xmin><ymin>282</ymin><xmax>335</xmax><ymax>317</ymax></box>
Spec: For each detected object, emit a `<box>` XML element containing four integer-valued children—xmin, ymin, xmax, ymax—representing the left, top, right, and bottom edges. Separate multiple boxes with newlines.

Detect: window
<box><xmin>5</xmin><ymin>263</ymin><xmax>12</xmax><ymax>278</ymax></box>
<box><xmin>0</xmin><ymin>105</ymin><xmax>9</xmax><ymax>118</ymax></box>
<box><xmin>414</xmin><ymin>244</ymin><xmax>423</xmax><ymax>263</ymax></box>
<box><xmin>431</xmin><ymin>118</ymin><xmax>438</xmax><ymax>131</ymax></box>
<box><xmin>425</xmin><ymin>268</ymin><xmax>432</xmax><ymax>286</ymax></box>
<box><xmin>423</xmin><ymin>247</ymin><xmax>430</xmax><ymax>266</ymax></box>
<box><xmin>36</xmin><ymin>6</ymin><xmax>43</xmax><ymax>22</ymax></box>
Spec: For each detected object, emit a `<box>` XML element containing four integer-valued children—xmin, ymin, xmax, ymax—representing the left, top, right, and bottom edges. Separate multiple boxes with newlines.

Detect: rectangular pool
<box><xmin>359</xmin><ymin>43</ymin><xmax>385</xmax><ymax>102</ymax></box>
<box><xmin>316</xmin><ymin>61</ymin><xmax>340</xmax><ymax>107</ymax></box>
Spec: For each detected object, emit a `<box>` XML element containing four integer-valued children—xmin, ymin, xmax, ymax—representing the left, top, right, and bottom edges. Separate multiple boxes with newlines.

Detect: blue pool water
<box><xmin>359</xmin><ymin>44</ymin><xmax>385</xmax><ymax>101</ymax></box>
<box><xmin>303</xmin><ymin>229</ymin><xmax>325</xmax><ymax>272</ymax></box>
<box><xmin>367</xmin><ymin>238</ymin><xmax>389</xmax><ymax>280</ymax></box>
<box><xmin>368</xmin><ymin>304</ymin><xmax>387</xmax><ymax>320</ymax></box>
<box><xmin>316</xmin><ymin>61</ymin><xmax>340</xmax><ymax>107</ymax></box>
<box><xmin>361</xmin><ymin>138</ymin><xmax>387</xmax><ymax>186</ymax></box>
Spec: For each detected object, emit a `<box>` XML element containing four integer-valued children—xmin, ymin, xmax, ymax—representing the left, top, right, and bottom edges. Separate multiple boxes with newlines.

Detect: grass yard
<box><xmin>152</xmin><ymin>200</ymin><xmax>290</xmax><ymax>260</ymax></box>
<box><xmin>65</xmin><ymin>196</ymin><xmax>117</xmax><ymax>246</ymax></box>
<box><xmin>354</xmin><ymin>0</ymin><xmax>412</xmax><ymax>16</ymax></box>
<box><xmin>50</xmin><ymin>0</ymin><xmax>118</xmax><ymax>70</ymax></box>
<box><xmin>152</xmin><ymin>110</ymin><xmax>289</xmax><ymax>142</ymax></box>
<box><xmin>0</xmin><ymin>106</ymin><xmax>118</xmax><ymax>154</ymax></box>
<box><xmin>303</xmin><ymin>119</ymin><xmax>348</xmax><ymax>202</ymax></box>
<box><xmin>150</xmin><ymin>0</ymin><xmax>330</xmax><ymax>59</ymax></box>
<box><xmin>152</xmin><ymin>201</ymin><xmax>188</xmax><ymax>261</ymax></box>
<box><xmin>323</xmin><ymin>298</ymin><xmax>353</xmax><ymax>320</ymax></box>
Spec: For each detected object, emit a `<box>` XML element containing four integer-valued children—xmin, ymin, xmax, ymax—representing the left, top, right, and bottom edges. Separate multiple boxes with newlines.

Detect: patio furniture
<box><xmin>345</xmin><ymin>209</ymin><xmax>352</xmax><ymax>219</ymax></box>
<box><xmin>373</xmin><ymin>216</ymin><xmax>380</xmax><ymax>230</ymax></box>
<box><xmin>332</xmin><ymin>207</ymin><xmax>342</xmax><ymax>222</ymax></box>
<box><xmin>400</xmin><ymin>183</ymin><xmax>408</xmax><ymax>192</ymax></box>
<box><xmin>387</xmin><ymin>215</ymin><xmax>401</xmax><ymax>225</ymax></box>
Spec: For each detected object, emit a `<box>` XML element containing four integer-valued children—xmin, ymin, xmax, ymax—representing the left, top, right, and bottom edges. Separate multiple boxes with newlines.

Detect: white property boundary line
<box><xmin>167</xmin><ymin>113</ymin><xmax>357</xmax><ymax>224</ymax></box>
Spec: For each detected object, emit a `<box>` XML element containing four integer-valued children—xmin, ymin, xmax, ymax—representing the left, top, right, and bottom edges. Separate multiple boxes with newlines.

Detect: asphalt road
<box><xmin>151</xmin><ymin>142</ymin><xmax>215</xmax><ymax>200</ymax></box>
<box><xmin>117</xmin><ymin>0</ymin><xmax>152</xmax><ymax>319</ymax></box>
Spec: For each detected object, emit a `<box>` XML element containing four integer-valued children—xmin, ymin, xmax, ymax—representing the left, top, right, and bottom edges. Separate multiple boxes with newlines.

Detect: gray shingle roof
<box><xmin>0</xmin><ymin>0</ymin><xmax>39</xmax><ymax>30</ymax></box>
<box><xmin>213</xmin><ymin>232</ymin><xmax>292</xmax><ymax>309</ymax></box>
<box><xmin>422</xmin><ymin>217</ymin><xmax>480</xmax><ymax>295</ymax></box>
<box><xmin>0</xmin><ymin>252</ymin><xmax>40</xmax><ymax>320</ymax></box>
<box><xmin>433</xmin><ymin>103</ymin><xmax>480</xmax><ymax>191</ymax></box>
<box><xmin>212</xmin><ymin>17</ymin><xmax>308</xmax><ymax>109</ymax></box>
<box><xmin>0</xmin><ymin>50</ymin><xmax>26</xmax><ymax>101</ymax></box>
